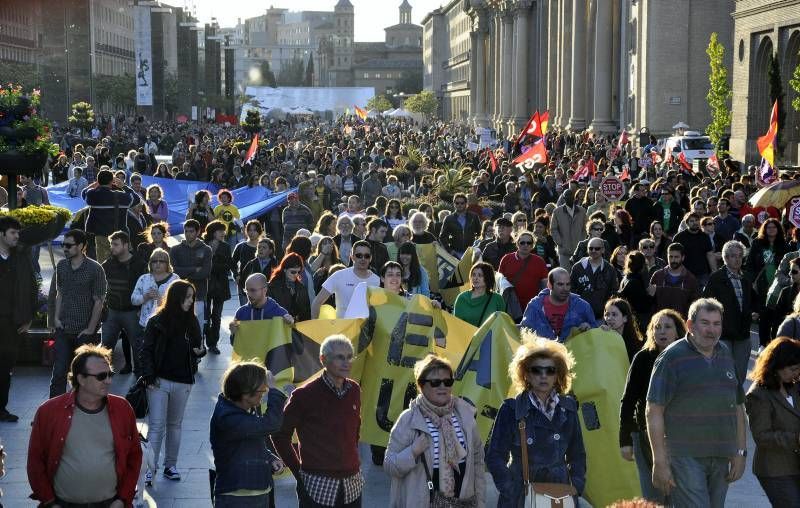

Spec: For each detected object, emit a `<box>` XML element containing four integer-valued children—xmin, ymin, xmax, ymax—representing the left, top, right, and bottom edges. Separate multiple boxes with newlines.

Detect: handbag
<box><xmin>420</xmin><ymin>453</ymin><xmax>476</xmax><ymax>508</ymax></box>
<box><xmin>125</xmin><ymin>378</ymin><xmax>149</xmax><ymax>419</ymax></box>
<box><xmin>518</xmin><ymin>418</ymin><xmax>577</xmax><ymax>508</ymax></box>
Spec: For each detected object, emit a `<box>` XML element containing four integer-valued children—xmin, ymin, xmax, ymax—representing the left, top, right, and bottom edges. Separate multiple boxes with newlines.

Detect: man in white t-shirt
<box><xmin>312</xmin><ymin>240</ymin><xmax>380</xmax><ymax>318</ymax></box>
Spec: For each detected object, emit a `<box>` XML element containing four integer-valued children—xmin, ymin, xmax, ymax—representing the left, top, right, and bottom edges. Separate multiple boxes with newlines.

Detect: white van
<box><xmin>661</xmin><ymin>131</ymin><xmax>715</xmax><ymax>163</ymax></box>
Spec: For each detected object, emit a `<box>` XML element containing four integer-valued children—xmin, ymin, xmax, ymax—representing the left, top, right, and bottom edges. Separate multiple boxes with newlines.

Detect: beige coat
<box><xmin>550</xmin><ymin>204</ymin><xmax>588</xmax><ymax>257</ymax></box>
<box><xmin>384</xmin><ymin>397</ymin><xmax>486</xmax><ymax>508</ymax></box>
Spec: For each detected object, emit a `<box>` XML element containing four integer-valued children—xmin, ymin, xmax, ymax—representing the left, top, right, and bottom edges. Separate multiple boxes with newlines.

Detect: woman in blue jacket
<box><xmin>485</xmin><ymin>334</ymin><xmax>586</xmax><ymax>507</ymax></box>
<box><xmin>210</xmin><ymin>361</ymin><xmax>287</xmax><ymax>507</ymax></box>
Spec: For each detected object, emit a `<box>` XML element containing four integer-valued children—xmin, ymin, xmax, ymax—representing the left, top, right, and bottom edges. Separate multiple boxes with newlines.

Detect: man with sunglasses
<box><xmin>28</xmin><ymin>344</ymin><xmax>141</xmax><ymax>508</ymax></box>
<box><xmin>569</xmin><ymin>237</ymin><xmax>619</xmax><ymax>319</ymax></box>
<box><xmin>312</xmin><ymin>241</ymin><xmax>380</xmax><ymax>319</ymax></box>
<box><xmin>48</xmin><ymin>229</ymin><xmax>108</xmax><ymax>398</ymax></box>
<box><xmin>498</xmin><ymin>231</ymin><xmax>549</xmax><ymax>311</ymax></box>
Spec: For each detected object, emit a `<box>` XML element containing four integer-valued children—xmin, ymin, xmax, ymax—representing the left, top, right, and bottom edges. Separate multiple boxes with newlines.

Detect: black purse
<box><xmin>125</xmin><ymin>378</ymin><xmax>149</xmax><ymax>419</ymax></box>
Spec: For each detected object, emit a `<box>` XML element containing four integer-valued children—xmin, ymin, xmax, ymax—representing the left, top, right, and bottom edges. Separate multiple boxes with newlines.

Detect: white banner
<box><xmin>134</xmin><ymin>6</ymin><xmax>153</xmax><ymax>106</ymax></box>
<box><xmin>191</xmin><ymin>106</ymin><xmax>198</xmax><ymax>121</ymax></box>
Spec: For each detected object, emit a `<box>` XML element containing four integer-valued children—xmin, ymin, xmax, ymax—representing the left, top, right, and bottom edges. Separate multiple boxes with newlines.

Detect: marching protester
<box><xmin>744</xmin><ymin>337</ymin><xmax>800</xmax><ymax>506</ymax></box>
<box><xmin>498</xmin><ymin>230</ymin><xmax>549</xmax><ymax>311</ymax></box>
<box><xmin>272</xmin><ymin>335</ymin><xmax>364</xmax><ymax>508</ymax></box>
<box><xmin>602</xmin><ymin>298</ymin><xmax>643</xmax><ymax>361</ymax></box>
<box><xmin>81</xmin><ymin>169</ymin><xmax>142</xmax><ymax>263</ymax></box>
<box><xmin>485</xmin><ymin>334</ymin><xmax>586</xmax><ymax>506</ymax></box>
<box><xmin>233</xmin><ymin>220</ymin><xmax>268</xmax><ymax>304</ymax></box>
<box><xmin>384</xmin><ymin>354</ymin><xmax>485</xmax><ymax>507</ymax></box>
<box><xmin>203</xmin><ymin>220</ymin><xmax>233</xmax><ymax>354</ymax></box>
<box><xmin>230</xmin><ymin>273</ymin><xmax>295</xmax><ymax>344</ymax></box>
<box><xmin>649</xmin><ymin>242</ymin><xmax>700</xmax><ymax>318</ymax></box>
<box><xmin>312</xmin><ymin>240</ymin><xmax>380</xmax><ymax>318</ymax></box>
<box><xmin>453</xmin><ymin>262</ymin><xmax>506</xmax><ymax>327</ymax></box>
<box><xmin>27</xmin><ymin>345</ymin><xmax>142</xmax><ymax>507</ymax></box>
<box><xmin>647</xmin><ymin>298</ymin><xmax>747</xmax><ymax>507</ymax></box>
<box><xmin>210</xmin><ymin>361</ymin><xmax>287</xmax><ymax>507</ymax></box>
<box><xmin>169</xmin><ymin>219</ymin><xmax>212</xmax><ymax>332</ymax></box>
<box><xmin>131</xmin><ymin>247</ymin><xmax>181</xmax><ymax>329</ymax></box>
<box><xmin>570</xmin><ymin>237</ymin><xmax>619</xmax><ymax>320</ymax></box>
<box><xmin>619</xmin><ymin>309</ymin><xmax>687</xmax><ymax>503</ymax></box>
<box><xmin>521</xmin><ymin>267</ymin><xmax>596</xmax><ymax>342</ymax></box>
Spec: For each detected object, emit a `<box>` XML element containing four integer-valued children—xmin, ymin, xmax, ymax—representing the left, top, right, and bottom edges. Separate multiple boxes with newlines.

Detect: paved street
<box><xmin>0</xmin><ymin>252</ymin><xmax>771</xmax><ymax>507</ymax></box>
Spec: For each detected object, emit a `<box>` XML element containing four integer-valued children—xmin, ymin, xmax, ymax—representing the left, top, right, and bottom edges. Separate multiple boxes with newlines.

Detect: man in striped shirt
<box><xmin>646</xmin><ymin>298</ymin><xmax>747</xmax><ymax>507</ymax></box>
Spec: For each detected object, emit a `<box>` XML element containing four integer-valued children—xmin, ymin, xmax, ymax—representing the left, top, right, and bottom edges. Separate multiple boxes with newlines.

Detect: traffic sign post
<box><xmin>600</xmin><ymin>176</ymin><xmax>624</xmax><ymax>201</ymax></box>
<box><xmin>789</xmin><ymin>198</ymin><xmax>800</xmax><ymax>228</ymax></box>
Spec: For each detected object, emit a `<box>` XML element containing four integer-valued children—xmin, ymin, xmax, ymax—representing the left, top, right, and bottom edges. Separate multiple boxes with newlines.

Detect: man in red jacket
<box><xmin>27</xmin><ymin>344</ymin><xmax>142</xmax><ymax>507</ymax></box>
<box><xmin>272</xmin><ymin>335</ymin><xmax>363</xmax><ymax>508</ymax></box>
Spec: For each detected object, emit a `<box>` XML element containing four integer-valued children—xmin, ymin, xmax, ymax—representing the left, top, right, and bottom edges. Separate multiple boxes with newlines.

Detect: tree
<box><xmin>257</xmin><ymin>60</ymin><xmax>277</xmax><ymax>88</ymax></box>
<box><xmin>404</xmin><ymin>90</ymin><xmax>438</xmax><ymax>119</ymax></box>
<box><xmin>68</xmin><ymin>101</ymin><xmax>95</xmax><ymax>134</ymax></box>
<box><xmin>305</xmin><ymin>52</ymin><xmax>314</xmax><ymax>87</ymax></box>
<box><xmin>396</xmin><ymin>70</ymin><xmax>423</xmax><ymax>95</ymax></box>
<box><xmin>367</xmin><ymin>94</ymin><xmax>392</xmax><ymax>112</ymax></box>
<box><xmin>705</xmin><ymin>32</ymin><xmax>732</xmax><ymax>155</ymax></box>
<box><xmin>277</xmin><ymin>58</ymin><xmax>305</xmax><ymax>87</ymax></box>
<box><xmin>241</xmin><ymin>108</ymin><xmax>262</xmax><ymax>136</ymax></box>
<box><xmin>790</xmin><ymin>51</ymin><xmax>800</xmax><ymax>113</ymax></box>
<box><xmin>768</xmin><ymin>52</ymin><xmax>786</xmax><ymax>157</ymax></box>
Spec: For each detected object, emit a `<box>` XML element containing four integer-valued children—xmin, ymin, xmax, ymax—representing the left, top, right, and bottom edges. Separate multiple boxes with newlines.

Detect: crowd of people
<box><xmin>0</xmin><ymin>112</ymin><xmax>798</xmax><ymax>508</ymax></box>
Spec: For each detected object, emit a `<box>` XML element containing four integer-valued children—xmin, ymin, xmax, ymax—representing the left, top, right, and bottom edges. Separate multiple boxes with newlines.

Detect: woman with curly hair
<box><xmin>745</xmin><ymin>337</ymin><xmax>800</xmax><ymax>506</ymax></box>
<box><xmin>603</xmin><ymin>297</ymin><xmax>644</xmax><ymax>361</ymax></box>
<box><xmin>145</xmin><ymin>184</ymin><xmax>169</xmax><ymax>222</ymax></box>
<box><xmin>485</xmin><ymin>333</ymin><xmax>586</xmax><ymax>506</ymax></box>
<box><xmin>137</xmin><ymin>222</ymin><xmax>171</xmax><ymax>260</ymax></box>
<box><xmin>185</xmin><ymin>190</ymin><xmax>214</xmax><ymax>232</ymax></box>
<box><xmin>619</xmin><ymin>309</ymin><xmax>687</xmax><ymax>504</ymax></box>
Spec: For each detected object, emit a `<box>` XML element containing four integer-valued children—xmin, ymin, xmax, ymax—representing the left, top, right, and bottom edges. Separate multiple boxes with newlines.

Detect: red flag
<box><xmin>757</xmin><ymin>100</ymin><xmax>778</xmax><ymax>169</ymax></box>
<box><xmin>620</xmin><ymin>165</ymin><xmax>630</xmax><ymax>181</ymax></box>
<box><xmin>706</xmin><ymin>153</ymin><xmax>720</xmax><ymax>177</ymax></box>
<box><xmin>487</xmin><ymin>148</ymin><xmax>498</xmax><ymax>174</ymax></box>
<box><xmin>515</xmin><ymin>110</ymin><xmax>541</xmax><ymax>146</ymax></box>
<box><xmin>540</xmin><ymin>111</ymin><xmax>549</xmax><ymax>134</ymax></box>
<box><xmin>678</xmin><ymin>151</ymin><xmax>693</xmax><ymax>175</ymax></box>
<box><xmin>571</xmin><ymin>164</ymin><xmax>590</xmax><ymax>182</ymax></box>
<box><xmin>244</xmin><ymin>133</ymin><xmax>259</xmax><ymax>166</ymax></box>
<box><xmin>512</xmin><ymin>139</ymin><xmax>547</xmax><ymax>170</ymax></box>
<box><xmin>586</xmin><ymin>158</ymin><xmax>597</xmax><ymax>177</ymax></box>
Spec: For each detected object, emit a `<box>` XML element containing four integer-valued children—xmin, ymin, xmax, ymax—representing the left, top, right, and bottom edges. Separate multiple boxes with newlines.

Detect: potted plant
<box><xmin>0</xmin><ymin>204</ymin><xmax>72</xmax><ymax>246</ymax></box>
<box><xmin>0</xmin><ymin>84</ymin><xmax>59</xmax><ymax>175</ymax></box>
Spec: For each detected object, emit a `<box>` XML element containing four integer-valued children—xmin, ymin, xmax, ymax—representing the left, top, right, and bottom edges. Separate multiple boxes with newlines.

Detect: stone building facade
<box><xmin>730</xmin><ymin>0</ymin><xmax>800</xmax><ymax>165</ymax></box>
<box><xmin>424</xmin><ymin>0</ymin><xmax>735</xmax><ymax>140</ymax></box>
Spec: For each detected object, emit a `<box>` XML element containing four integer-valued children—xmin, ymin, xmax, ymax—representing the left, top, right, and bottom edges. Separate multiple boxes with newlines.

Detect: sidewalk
<box><xmin>0</xmin><ymin>251</ymin><xmax>770</xmax><ymax>507</ymax></box>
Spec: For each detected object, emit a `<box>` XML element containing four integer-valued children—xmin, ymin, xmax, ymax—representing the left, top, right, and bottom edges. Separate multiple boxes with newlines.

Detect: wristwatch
<box><xmin>736</xmin><ymin>449</ymin><xmax>747</xmax><ymax>457</ymax></box>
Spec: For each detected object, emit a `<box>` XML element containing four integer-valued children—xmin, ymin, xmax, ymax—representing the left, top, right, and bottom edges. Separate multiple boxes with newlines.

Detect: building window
<box><xmin>375</xmin><ymin>73</ymin><xmax>380</xmax><ymax>79</ymax></box>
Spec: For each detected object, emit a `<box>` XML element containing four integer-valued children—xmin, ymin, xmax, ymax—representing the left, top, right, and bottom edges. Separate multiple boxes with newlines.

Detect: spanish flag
<box><xmin>540</xmin><ymin>110</ymin><xmax>549</xmax><ymax>134</ymax></box>
<box><xmin>244</xmin><ymin>133</ymin><xmax>258</xmax><ymax>166</ymax></box>
<box><xmin>354</xmin><ymin>105</ymin><xmax>368</xmax><ymax>121</ymax></box>
<box><xmin>757</xmin><ymin>100</ymin><xmax>778</xmax><ymax>170</ymax></box>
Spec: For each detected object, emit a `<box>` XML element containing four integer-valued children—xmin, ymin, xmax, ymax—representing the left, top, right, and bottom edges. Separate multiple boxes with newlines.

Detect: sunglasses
<box><xmin>82</xmin><ymin>370</ymin><xmax>115</xmax><ymax>381</ymax></box>
<box><xmin>422</xmin><ymin>378</ymin><xmax>455</xmax><ymax>387</ymax></box>
<box><xmin>354</xmin><ymin>253</ymin><xmax>372</xmax><ymax>259</ymax></box>
<box><xmin>518</xmin><ymin>241</ymin><xmax>533</xmax><ymax>246</ymax></box>
<box><xmin>528</xmin><ymin>365</ymin><xmax>557</xmax><ymax>376</ymax></box>
<box><xmin>591</xmin><ymin>227</ymin><xmax>604</xmax><ymax>232</ymax></box>
<box><xmin>588</xmin><ymin>247</ymin><xmax>602</xmax><ymax>251</ymax></box>
<box><xmin>792</xmin><ymin>270</ymin><xmax>800</xmax><ymax>275</ymax></box>
<box><xmin>642</xmin><ymin>245</ymin><xmax>655</xmax><ymax>249</ymax></box>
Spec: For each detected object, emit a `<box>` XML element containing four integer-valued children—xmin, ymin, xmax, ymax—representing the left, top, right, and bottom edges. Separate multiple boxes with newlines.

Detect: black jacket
<box><xmin>3</xmin><ymin>247</ymin><xmax>37</xmax><ymax>327</ymax></box>
<box><xmin>207</xmin><ymin>241</ymin><xmax>232</xmax><ymax>300</ymax></box>
<box><xmin>267</xmin><ymin>273</ymin><xmax>311</xmax><ymax>322</ymax></box>
<box><xmin>746</xmin><ymin>239</ymin><xmax>788</xmax><ymax>298</ymax></box>
<box><xmin>140</xmin><ymin>314</ymin><xmax>204</xmax><ymax>382</ymax></box>
<box><xmin>439</xmin><ymin>211</ymin><xmax>481</xmax><ymax>255</ymax></box>
<box><xmin>702</xmin><ymin>268</ymin><xmax>758</xmax><ymax>342</ymax></box>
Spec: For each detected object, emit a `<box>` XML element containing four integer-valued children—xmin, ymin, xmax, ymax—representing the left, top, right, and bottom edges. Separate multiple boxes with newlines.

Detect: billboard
<box><xmin>134</xmin><ymin>5</ymin><xmax>153</xmax><ymax>106</ymax></box>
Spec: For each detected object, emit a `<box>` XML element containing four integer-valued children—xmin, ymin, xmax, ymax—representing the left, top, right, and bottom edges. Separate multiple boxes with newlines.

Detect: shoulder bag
<box><xmin>125</xmin><ymin>377</ymin><xmax>149</xmax><ymax>419</ymax></box>
<box><xmin>518</xmin><ymin>417</ymin><xmax>577</xmax><ymax>508</ymax></box>
<box><xmin>420</xmin><ymin>452</ymin><xmax>476</xmax><ymax>508</ymax></box>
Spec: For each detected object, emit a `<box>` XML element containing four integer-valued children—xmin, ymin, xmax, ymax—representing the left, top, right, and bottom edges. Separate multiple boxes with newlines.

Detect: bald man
<box><xmin>229</xmin><ymin>273</ymin><xmax>294</xmax><ymax>345</ymax></box>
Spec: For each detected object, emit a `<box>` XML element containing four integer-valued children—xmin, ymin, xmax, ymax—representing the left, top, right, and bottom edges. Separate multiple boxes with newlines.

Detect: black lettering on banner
<box><xmin>376</xmin><ymin>378</ymin><xmax>417</xmax><ymax>432</ymax></box>
<box><xmin>454</xmin><ymin>330</ymin><xmax>493</xmax><ymax>389</ymax></box>
<box><xmin>387</xmin><ymin>312</ymin><xmax>432</xmax><ymax>367</ymax></box>
<box><xmin>460</xmin><ymin>396</ymin><xmax>498</xmax><ymax>424</ymax></box>
<box><xmin>581</xmin><ymin>401</ymin><xmax>601</xmax><ymax>430</ymax></box>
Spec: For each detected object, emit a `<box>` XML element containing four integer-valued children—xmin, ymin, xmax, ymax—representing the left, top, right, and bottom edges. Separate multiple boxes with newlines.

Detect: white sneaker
<box><xmin>163</xmin><ymin>466</ymin><xmax>181</xmax><ymax>481</ymax></box>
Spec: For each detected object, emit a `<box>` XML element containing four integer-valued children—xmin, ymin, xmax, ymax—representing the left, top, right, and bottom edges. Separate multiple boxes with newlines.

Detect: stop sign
<box><xmin>601</xmin><ymin>177</ymin><xmax>624</xmax><ymax>201</ymax></box>
<box><xmin>789</xmin><ymin>198</ymin><xmax>800</xmax><ymax>228</ymax></box>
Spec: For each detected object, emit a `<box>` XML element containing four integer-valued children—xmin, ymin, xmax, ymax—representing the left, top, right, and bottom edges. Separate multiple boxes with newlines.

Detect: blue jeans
<box><xmin>757</xmin><ymin>475</ymin><xmax>800</xmax><ymax>507</ymax></box>
<box><xmin>101</xmin><ymin>309</ymin><xmax>143</xmax><ymax>376</ymax></box>
<box><xmin>214</xmin><ymin>491</ymin><xmax>273</xmax><ymax>507</ymax></box>
<box><xmin>631</xmin><ymin>432</ymin><xmax>666</xmax><ymax>504</ymax></box>
<box><xmin>49</xmin><ymin>329</ymin><xmax>99</xmax><ymax>398</ymax></box>
<box><xmin>669</xmin><ymin>456</ymin><xmax>730</xmax><ymax>508</ymax></box>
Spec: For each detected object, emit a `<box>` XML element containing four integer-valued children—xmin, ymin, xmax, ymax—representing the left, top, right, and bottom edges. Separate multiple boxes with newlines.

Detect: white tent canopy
<box><xmin>240</xmin><ymin>86</ymin><xmax>375</xmax><ymax>122</ymax></box>
<box><xmin>382</xmin><ymin>108</ymin><xmax>396</xmax><ymax>115</ymax></box>
<box><xmin>388</xmin><ymin>108</ymin><xmax>413</xmax><ymax>118</ymax></box>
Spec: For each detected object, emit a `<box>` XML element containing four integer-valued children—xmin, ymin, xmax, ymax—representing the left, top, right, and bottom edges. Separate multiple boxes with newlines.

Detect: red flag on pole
<box><xmin>244</xmin><ymin>133</ymin><xmax>259</xmax><ymax>166</ymax></box>
<box><xmin>487</xmin><ymin>148</ymin><xmax>498</xmax><ymax>174</ymax></box>
<box><xmin>515</xmin><ymin>110</ymin><xmax>541</xmax><ymax>146</ymax></box>
<box><xmin>540</xmin><ymin>111</ymin><xmax>549</xmax><ymax>134</ymax></box>
<box><xmin>512</xmin><ymin>138</ymin><xmax>547</xmax><ymax>170</ymax></box>
<box><xmin>620</xmin><ymin>165</ymin><xmax>630</xmax><ymax>181</ymax></box>
<box><xmin>678</xmin><ymin>152</ymin><xmax>693</xmax><ymax>175</ymax></box>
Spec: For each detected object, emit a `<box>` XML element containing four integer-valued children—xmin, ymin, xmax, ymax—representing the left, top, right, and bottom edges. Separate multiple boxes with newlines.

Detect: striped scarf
<box><xmin>413</xmin><ymin>394</ymin><xmax>467</xmax><ymax>497</ymax></box>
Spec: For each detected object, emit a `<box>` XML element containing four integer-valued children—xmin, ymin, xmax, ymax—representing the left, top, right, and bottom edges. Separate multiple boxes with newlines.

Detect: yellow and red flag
<box><xmin>540</xmin><ymin>110</ymin><xmax>549</xmax><ymax>134</ymax></box>
<box><xmin>354</xmin><ymin>105</ymin><xmax>368</xmax><ymax>121</ymax></box>
<box><xmin>756</xmin><ymin>100</ymin><xmax>778</xmax><ymax>186</ymax></box>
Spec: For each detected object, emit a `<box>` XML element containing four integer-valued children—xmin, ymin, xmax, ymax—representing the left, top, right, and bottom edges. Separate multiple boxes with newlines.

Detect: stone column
<box><xmin>471</xmin><ymin>16</ymin><xmax>488</xmax><ymax>126</ymax></box>
<box><xmin>493</xmin><ymin>15</ymin><xmax>502</xmax><ymax>127</ymax></box>
<box><xmin>501</xmin><ymin>11</ymin><xmax>514</xmax><ymax>129</ymax></box>
<box><xmin>558</xmin><ymin>0</ymin><xmax>573</xmax><ymax>128</ymax></box>
<box><xmin>567</xmin><ymin>0</ymin><xmax>586</xmax><ymax>131</ymax></box>
<box><xmin>589</xmin><ymin>0</ymin><xmax>616</xmax><ymax>133</ymax></box>
<box><xmin>554</xmin><ymin>0</ymin><xmax>563</xmax><ymax>126</ymax></box>
<box><xmin>546</xmin><ymin>0</ymin><xmax>557</xmax><ymax>114</ymax></box>
<box><xmin>512</xmin><ymin>3</ymin><xmax>530</xmax><ymax>132</ymax></box>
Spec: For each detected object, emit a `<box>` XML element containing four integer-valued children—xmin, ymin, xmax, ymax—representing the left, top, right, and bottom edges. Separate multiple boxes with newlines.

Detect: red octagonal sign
<box><xmin>789</xmin><ymin>198</ymin><xmax>800</xmax><ymax>228</ymax></box>
<box><xmin>600</xmin><ymin>176</ymin><xmax>624</xmax><ymax>201</ymax></box>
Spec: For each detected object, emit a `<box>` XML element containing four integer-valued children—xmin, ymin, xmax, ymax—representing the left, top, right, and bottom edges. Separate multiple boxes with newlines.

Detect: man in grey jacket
<box><xmin>169</xmin><ymin>219</ymin><xmax>212</xmax><ymax>332</ymax></box>
<box><xmin>551</xmin><ymin>190</ymin><xmax>588</xmax><ymax>271</ymax></box>
<box><xmin>360</xmin><ymin>167</ymin><xmax>382</xmax><ymax>208</ymax></box>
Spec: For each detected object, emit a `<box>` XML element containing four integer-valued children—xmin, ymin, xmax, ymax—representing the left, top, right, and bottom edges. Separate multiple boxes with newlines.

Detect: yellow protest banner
<box><xmin>358</xmin><ymin>287</ymin><xmax>475</xmax><ymax>446</ymax></box>
<box><xmin>295</xmin><ymin>317</ymin><xmax>366</xmax><ymax>381</ymax></box>
<box><xmin>565</xmin><ymin>328</ymin><xmax>641</xmax><ymax>507</ymax></box>
<box><xmin>416</xmin><ymin>243</ymin><xmax>463</xmax><ymax>293</ymax></box>
<box><xmin>454</xmin><ymin>312</ymin><xmax>522</xmax><ymax>440</ymax></box>
<box><xmin>439</xmin><ymin>247</ymin><xmax>476</xmax><ymax>307</ymax></box>
<box><xmin>231</xmin><ymin>318</ymin><xmax>302</xmax><ymax>395</ymax></box>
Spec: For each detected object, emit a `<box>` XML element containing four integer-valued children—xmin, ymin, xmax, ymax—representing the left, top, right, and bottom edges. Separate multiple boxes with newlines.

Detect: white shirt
<box><xmin>322</xmin><ymin>267</ymin><xmax>380</xmax><ymax>318</ymax></box>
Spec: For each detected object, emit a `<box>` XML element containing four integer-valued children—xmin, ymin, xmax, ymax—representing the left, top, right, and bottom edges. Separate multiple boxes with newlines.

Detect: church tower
<box><xmin>332</xmin><ymin>0</ymin><xmax>354</xmax><ymax>85</ymax></box>
<box><xmin>399</xmin><ymin>0</ymin><xmax>412</xmax><ymax>24</ymax></box>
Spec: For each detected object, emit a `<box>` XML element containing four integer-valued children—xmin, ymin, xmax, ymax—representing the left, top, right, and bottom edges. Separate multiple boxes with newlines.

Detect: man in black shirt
<box><xmin>673</xmin><ymin>212</ymin><xmax>718</xmax><ymax>288</ymax></box>
<box><xmin>0</xmin><ymin>217</ymin><xmax>37</xmax><ymax>421</ymax></box>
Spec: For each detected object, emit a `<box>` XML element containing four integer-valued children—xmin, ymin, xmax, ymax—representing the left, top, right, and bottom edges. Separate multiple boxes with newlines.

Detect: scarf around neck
<box><xmin>412</xmin><ymin>394</ymin><xmax>467</xmax><ymax>497</ymax></box>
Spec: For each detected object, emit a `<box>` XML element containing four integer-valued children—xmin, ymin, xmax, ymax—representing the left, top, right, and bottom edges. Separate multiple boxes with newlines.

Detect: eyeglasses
<box><xmin>642</xmin><ymin>245</ymin><xmax>655</xmax><ymax>249</ymax></box>
<box><xmin>518</xmin><ymin>241</ymin><xmax>533</xmax><ymax>246</ymax></box>
<box><xmin>792</xmin><ymin>270</ymin><xmax>800</xmax><ymax>275</ymax></box>
<box><xmin>82</xmin><ymin>370</ymin><xmax>115</xmax><ymax>381</ymax></box>
<box><xmin>528</xmin><ymin>365</ymin><xmax>557</xmax><ymax>376</ymax></box>
<box><xmin>62</xmin><ymin>243</ymin><xmax>76</xmax><ymax>249</ymax></box>
<box><xmin>422</xmin><ymin>378</ymin><xmax>455</xmax><ymax>387</ymax></box>
<box><xmin>354</xmin><ymin>253</ymin><xmax>372</xmax><ymax>259</ymax></box>
<box><xmin>588</xmin><ymin>247</ymin><xmax>603</xmax><ymax>251</ymax></box>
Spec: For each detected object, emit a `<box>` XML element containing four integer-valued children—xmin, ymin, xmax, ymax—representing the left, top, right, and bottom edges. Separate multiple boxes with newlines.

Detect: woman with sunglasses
<box><xmin>383</xmin><ymin>199</ymin><xmax>406</xmax><ymax>236</ymax></box>
<box><xmin>486</xmin><ymin>333</ymin><xmax>586</xmax><ymax>506</ymax></box>
<box><xmin>619</xmin><ymin>309</ymin><xmax>686</xmax><ymax>504</ymax></box>
<box><xmin>384</xmin><ymin>354</ymin><xmax>485</xmax><ymax>508</ymax></box>
<box><xmin>131</xmin><ymin>248</ymin><xmax>180</xmax><ymax>330</ymax></box>
<box><xmin>140</xmin><ymin>280</ymin><xmax>206</xmax><ymax>484</ymax></box>
<box><xmin>268</xmin><ymin>253</ymin><xmax>311</xmax><ymax>322</ymax></box>
<box><xmin>397</xmin><ymin>241</ymin><xmax>430</xmax><ymax>297</ymax></box>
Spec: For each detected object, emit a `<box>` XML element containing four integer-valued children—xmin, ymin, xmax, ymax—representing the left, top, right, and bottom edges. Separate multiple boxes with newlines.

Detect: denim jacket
<box><xmin>209</xmin><ymin>390</ymin><xmax>287</xmax><ymax>495</ymax></box>
<box><xmin>485</xmin><ymin>393</ymin><xmax>586</xmax><ymax>507</ymax></box>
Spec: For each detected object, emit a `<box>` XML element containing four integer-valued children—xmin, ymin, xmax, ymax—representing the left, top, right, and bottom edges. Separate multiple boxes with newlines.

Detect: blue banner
<box><xmin>47</xmin><ymin>176</ymin><xmax>292</xmax><ymax>235</ymax></box>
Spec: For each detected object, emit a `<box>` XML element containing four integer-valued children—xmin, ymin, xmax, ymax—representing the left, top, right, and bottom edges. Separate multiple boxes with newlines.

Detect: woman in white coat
<box><xmin>131</xmin><ymin>248</ymin><xmax>181</xmax><ymax>328</ymax></box>
<box><xmin>384</xmin><ymin>354</ymin><xmax>485</xmax><ymax>508</ymax></box>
